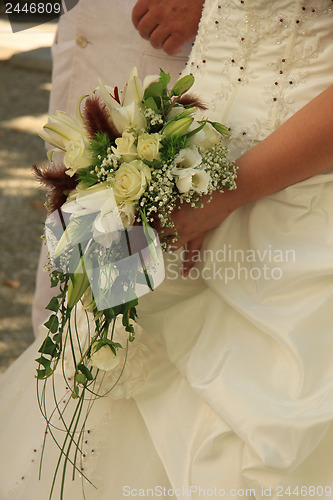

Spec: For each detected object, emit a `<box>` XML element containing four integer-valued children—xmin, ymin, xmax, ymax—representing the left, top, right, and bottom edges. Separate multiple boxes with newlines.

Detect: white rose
<box><xmin>113</xmin><ymin>160</ymin><xmax>151</xmax><ymax>202</ymax></box>
<box><xmin>90</xmin><ymin>342</ymin><xmax>120</xmax><ymax>371</ymax></box>
<box><xmin>137</xmin><ymin>133</ymin><xmax>161</xmax><ymax>162</ymax></box>
<box><xmin>112</xmin><ymin>131</ymin><xmax>138</xmax><ymax>162</ymax></box>
<box><xmin>64</xmin><ymin>136</ymin><xmax>92</xmax><ymax>176</ymax></box>
<box><xmin>174</xmin><ymin>168</ymin><xmax>210</xmax><ymax>194</ymax></box>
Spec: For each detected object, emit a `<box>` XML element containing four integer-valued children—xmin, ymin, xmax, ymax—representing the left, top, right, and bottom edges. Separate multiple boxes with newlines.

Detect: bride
<box><xmin>1</xmin><ymin>1</ymin><xmax>333</xmax><ymax>499</ymax></box>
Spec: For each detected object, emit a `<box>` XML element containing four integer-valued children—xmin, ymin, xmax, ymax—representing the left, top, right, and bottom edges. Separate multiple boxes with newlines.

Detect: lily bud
<box><xmin>163</xmin><ymin>117</ymin><xmax>193</xmax><ymax>137</ymax></box>
<box><xmin>67</xmin><ymin>256</ymin><xmax>91</xmax><ymax>309</ymax></box>
<box><xmin>210</xmin><ymin>121</ymin><xmax>232</xmax><ymax>137</ymax></box>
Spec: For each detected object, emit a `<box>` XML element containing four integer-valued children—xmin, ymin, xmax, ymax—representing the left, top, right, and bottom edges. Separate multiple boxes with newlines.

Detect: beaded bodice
<box><xmin>187</xmin><ymin>0</ymin><xmax>333</xmax><ymax>158</ymax></box>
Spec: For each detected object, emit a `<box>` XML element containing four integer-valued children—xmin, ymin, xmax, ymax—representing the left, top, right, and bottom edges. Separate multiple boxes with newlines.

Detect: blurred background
<box><xmin>0</xmin><ymin>12</ymin><xmax>57</xmax><ymax>372</ymax></box>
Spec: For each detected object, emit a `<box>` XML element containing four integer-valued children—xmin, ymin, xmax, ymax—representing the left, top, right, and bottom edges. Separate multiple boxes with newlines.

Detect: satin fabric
<box><xmin>135</xmin><ymin>0</ymin><xmax>333</xmax><ymax>496</ymax></box>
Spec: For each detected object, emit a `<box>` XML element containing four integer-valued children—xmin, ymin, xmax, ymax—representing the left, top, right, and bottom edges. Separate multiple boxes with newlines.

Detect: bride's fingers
<box><xmin>181</xmin><ymin>233</ymin><xmax>207</xmax><ymax>276</ymax></box>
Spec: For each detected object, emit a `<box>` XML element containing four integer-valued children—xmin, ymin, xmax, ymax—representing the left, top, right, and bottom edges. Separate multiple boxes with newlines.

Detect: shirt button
<box><xmin>76</xmin><ymin>34</ymin><xmax>88</xmax><ymax>48</ymax></box>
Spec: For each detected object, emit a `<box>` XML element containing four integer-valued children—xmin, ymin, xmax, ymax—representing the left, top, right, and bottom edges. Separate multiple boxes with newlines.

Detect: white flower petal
<box><xmin>90</xmin><ymin>343</ymin><xmax>120</xmax><ymax>372</ymax></box>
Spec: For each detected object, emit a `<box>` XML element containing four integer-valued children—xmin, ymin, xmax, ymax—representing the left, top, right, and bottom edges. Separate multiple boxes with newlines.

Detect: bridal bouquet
<box><xmin>33</xmin><ymin>68</ymin><xmax>237</xmax><ymax>496</ymax></box>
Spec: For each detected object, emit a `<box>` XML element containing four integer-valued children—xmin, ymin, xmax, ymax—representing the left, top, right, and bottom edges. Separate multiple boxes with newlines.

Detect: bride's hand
<box><xmin>157</xmin><ymin>189</ymin><xmax>240</xmax><ymax>275</ymax></box>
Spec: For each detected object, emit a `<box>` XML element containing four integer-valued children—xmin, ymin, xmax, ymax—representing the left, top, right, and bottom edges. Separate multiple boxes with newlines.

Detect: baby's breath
<box><xmin>144</xmin><ymin>107</ymin><xmax>164</xmax><ymax>132</ymax></box>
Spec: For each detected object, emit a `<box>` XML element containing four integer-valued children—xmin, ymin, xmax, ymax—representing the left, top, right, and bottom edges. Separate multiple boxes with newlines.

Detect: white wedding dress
<box><xmin>1</xmin><ymin>1</ymin><xmax>333</xmax><ymax>499</ymax></box>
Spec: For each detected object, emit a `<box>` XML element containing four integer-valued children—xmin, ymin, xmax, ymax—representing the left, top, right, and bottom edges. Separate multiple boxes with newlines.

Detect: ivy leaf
<box><xmin>45</xmin><ymin>297</ymin><xmax>60</xmax><ymax>313</ymax></box>
<box><xmin>75</xmin><ymin>373</ymin><xmax>87</xmax><ymax>384</ymax></box>
<box><xmin>44</xmin><ymin>314</ymin><xmax>59</xmax><ymax>334</ymax></box>
<box><xmin>36</xmin><ymin>368</ymin><xmax>46</xmax><ymax>379</ymax></box>
<box><xmin>35</xmin><ymin>356</ymin><xmax>53</xmax><ymax>378</ymax></box>
<box><xmin>53</xmin><ymin>333</ymin><xmax>62</xmax><ymax>343</ymax></box>
<box><xmin>78</xmin><ymin>363</ymin><xmax>93</xmax><ymax>381</ymax></box>
<box><xmin>38</xmin><ymin>336</ymin><xmax>58</xmax><ymax>356</ymax></box>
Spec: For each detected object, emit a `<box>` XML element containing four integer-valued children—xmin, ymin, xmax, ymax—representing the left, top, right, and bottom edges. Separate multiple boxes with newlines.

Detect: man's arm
<box><xmin>132</xmin><ymin>0</ymin><xmax>205</xmax><ymax>55</ymax></box>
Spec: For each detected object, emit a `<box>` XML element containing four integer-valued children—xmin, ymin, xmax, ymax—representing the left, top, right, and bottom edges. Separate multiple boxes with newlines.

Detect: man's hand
<box><xmin>132</xmin><ymin>0</ymin><xmax>205</xmax><ymax>55</ymax></box>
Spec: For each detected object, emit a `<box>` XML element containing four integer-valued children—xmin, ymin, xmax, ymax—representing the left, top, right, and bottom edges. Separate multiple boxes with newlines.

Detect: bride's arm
<box><xmin>163</xmin><ymin>83</ymin><xmax>333</xmax><ymax>274</ymax></box>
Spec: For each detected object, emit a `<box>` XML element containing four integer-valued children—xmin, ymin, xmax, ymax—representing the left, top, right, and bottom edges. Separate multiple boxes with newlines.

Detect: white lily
<box><xmin>60</xmin><ymin>183</ymin><xmax>124</xmax><ymax>250</ymax></box>
<box><xmin>39</xmin><ymin>107</ymin><xmax>92</xmax><ymax>176</ymax></box>
<box><xmin>98</xmin><ymin>67</ymin><xmax>158</xmax><ymax>134</ymax></box>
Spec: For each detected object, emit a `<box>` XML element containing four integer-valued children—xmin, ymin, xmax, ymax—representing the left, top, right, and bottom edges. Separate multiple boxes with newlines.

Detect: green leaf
<box><xmin>171</xmin><ymin>74</ymin><xmax>194</xmax><ymax>96</ymax></box>
<box><xmin>53</xmin><ymin>332</ymin><xmax>62</xmax><ymax>343</ymax></box>
<box><xmin>75</xmin><ymin>373</ymin><xmax>86</xmax><ymax>384</ymax></box>
<box><xmin>143</xmin><ymin>96</ymin><xmax>159</xmax><ymax>113</ymax></box>
<box><xmin>144</xmin><ymin>81</ymin><xmax>164</xmax><ymax>100</ymax></box>
<box><xmin>103</xmin><ymin>340</ymin><xmax>122</xmax><ymax>350</ymax></box>
<box><xmin>35</xmin><ymin>356</ymin><xmax>50</xmax><ymax>368</ymax></box>
<box><xmin>125</xmin><ymin>324</ymin><xmax>135</xmax><ymax>335</ymax></box>
<box><xmin>159</xmin><ymin>69</ymin><xmax>171</xmax><ymax>88</ymax></box>
<box><xmin>36</xmin><ymin>368</ymin><xmax>46</xmax><ymax>379</ymax></box>
<box><xmin>50</xmin><ymin>271</ymin><xmax>61</xmax><ymax>288</ymax></box>
<box><xmin>185</xmin><ymin>121</ymin><xmax>206</xmax><ymax>139</ymax></box>
<box><xmin>45</xmin><ymin>297</ymin><xmax>60</xmax><ymax>313</ymax></box>
<box><xmin>43</xmin><ymin>315</ymin><xmax>59</xmax><ymax>334</ymax></box>
<box><xmin>144</xmin><ymin>70</ymin><xmax>170</xmax><ymax>101</ymax></box>
<box><xmin>72</xmin><ymin>386</ymin><xmax>80</xmax><ymax>399</ymax></box>
<box><xmin>125</xmin><ymin>298</ymin><xmax>139</xmax><ymax>309</ymax></box>
<box><xmin>35</xmin><ymin>356</ymin><xmax>53</xmax><ymax>377</ymax></box>
<box><xmin>78</xmin><ymin>363</ymin><xmax>93</xmax><ymax>381</ymax></box>
<box><xmin>38</xmin><ymin>337</ymin><xmax>58</xmax><ymax>356</ymax></box>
